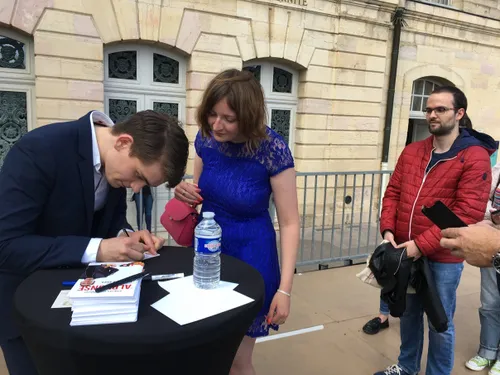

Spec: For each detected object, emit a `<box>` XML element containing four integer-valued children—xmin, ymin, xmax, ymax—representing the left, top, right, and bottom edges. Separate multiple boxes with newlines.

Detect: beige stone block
<box><xmin>177</xmin><ymin>11</ymin><xmax>255</xmax><ymax>60</ymax></box>
<box><xmin>185</xmin><ymin>158</ymin><xmax>194</xmax><ymax>175</ymax></box>
<box><xmin>304</xmin><ymin>30</ymin><xmax>335</xmax><ymax>51</ymax></box>
<box><xmin>11</xmin><ymin>0</ymin><xmax>52</xmax><ymax>34</ymax></box>
<box><xmin>0</xmin><ymin>0</ymin><xmax>16</xmax><ymax>25</ymax></box>
<box><xmin>340</xmin><ymin>2</ymin><xmax>392</xmax><ymax>22</ymax></box>
<box><xmin>188</xmin><ymin>51</ymin><xmax>242</xmax><ymax>74</ymax></box>
<box><xmin>83</xmin><ymin>0</ymin><xmax>121</xmax><ymax>43</ymax></box>
<box><xmin>338</xmin><ymin>19</ymin><xmax>389</xmax><ymax>41</ymax></box>
<box><xmin>335</xmin><ymin>52</ymin><xmax>386</xmax><ymax>72</ymax></box>
<box><xmin>298</xmin><ymin>98</ymin><xmax>332</xmax><ymax>115</ymax></box>
<box><xmin>284</xmin><ymin>25</ymin><xmax>303</xmax><ymax>63</ymax></box>
<box><xmin>176</xmin><ymin>11</ymin><xmax>203</xmax><ymax>54</ymax></box>
<box><xmin>299</xmin><ymin>83</ymin><xmax>335</xmax><ymax>100</ymax></box>
<box><xmin>36</xmin><ymin>118</ymin><xmax>73</xmax><ymax>127</ymax></box>
<box><xmin>35</xmin><ymin>56</ymin><xmax>103</xmax><ymax>81</ymax></box>
<box><xmin>185</xmin><ymin>107</ymin><xmax>198</xmax><ymax>125</ymax></box>
<box><xmin>310</xmin><ymin>49</ymin><xmax>335</xmax><ymax>67</ymax></box>
<box><xmin>331</xmin><ymin>85</ymin><xmax>383</xmax><ymax>102</ymax></box>
<box><xmin>330</xmin><ymin>116</ymin><xmax>380</xmax><ymax>132</ymax></box>
<box><xmin>235</xmin><ymin>0</ymin><xmax>268</xmax><ymax>22</ymax></box>
<box><xmin>269</xmin><ymin>7</ymin><xmax>288</xmax><ymax>58</ymax></box>
<box><xmin>332</xmin><ymin>100</ymin><xmax>381</xmax><ymax>117</ymax></box>
<box><xmin>52</xmin><ymin>0</ymin><xmax>86</xmax><ymax>12</ymax></box>
<box><xmin>295</xmin><ymin>144</ymin><xmax>378</xmax><ymax>159</ymax></box>
<box><xmin>139</xmin><ymin>0</ymin><xmax>162</xmax><ymax>5</ymax></box>
<box><xmin>36</xmin><ymin>98</ymin><xmax>103</xmax><ymax>120</ymax></box>
<box><xmin>301</xmin><ymin>66</ymin><xmax>335</xmax><ymax>83</ymax></box>
<box><xmin>195</xmin><ymin>34</ymin><xmax>240</xmax><ymax>56</ymax></box>
<box><xmin>36</xmin><ymin>77</ymin><xmax>104</xmax><ymax>101</ymax></box>
<box><xmin>186</xmin><ymin>89</ymin><xmax>204</xmax><ymax>109</ymax></box>
<box><xmin>270</xmin><ymin>23</ymin><xmax>287</xmax><ymax>59</ymax></box>
<box><xmin>159</xmin><ymin>6</ymin><xmax>183</xmax><ymax>47</ymax></box>
<box><xmin>296</xmin><ymin>114</ymin><xmax>380</xmax><ymax>132</ymax></box>
<box><xmin>112</xmin><ymin>0</ymin><xmax>139</xmax><ymax>40</ymax></box>
<box><xmin>304</xmin><ymin>12</ymin><xmax>335</xmax><ymax>33</ymax></box>
<box><xmin>252</xmin><ymin>20</ymin><xmax>270</xmax><ymax>58</ymax></box>
<box><xmin>36</xmin><ymin>9</ymin><xmax>99</xmax><ymax>38</ymax></box>
<box><xmin>335</xmin><ymin>69</ymin><xmax>385</xmax><ymax>88</ymax></box>
<box><xmin>138</xmin><ymin>2</ymin><xmax>161</xmax><ymax>41</ymax></box>
<box><xmin>184</xmin><ymin>123</ymin><xmax>200</xmax><ymax>140</ymax></box>
<box><xmin>336</xmin><ymin>34</ymin><xmax>387</xmax><ymax>57</ymax></box>
<box><xmin>295</xmin><ymin>114</ymin><xmax>329</xmax><ymax>130</ymax></box>
<box><xmin>295</xmin><ymin>158</ymin><xmax>379</xmax><ymax>173</ymax></box>
<box><xmin>35</xmin><ymin>31</ymin><xmax>103</xmax><ymax>61</ymax></box>
<box><xmin>295</xmin><ymin>129</ymin><xmax>378</xmax><ymax>145</ymax></box>
<box><xmin>297</xmin><ymin>44</ymin><xmax>315</xmax><ymax>69</ymax></box>
<box><xmin>187</xmin><ymin>72</ymin><xmax>216</xmax><ymax>91</ymax></box>
<box><xmin>416</xmin><ymin>45</ymin><xmax>455</xmax><ymax>66</ymax></box>
<box><xmin>169</xmin><ymin>0</ymin><xmax>236</xmax><ymax>14</ymax></box>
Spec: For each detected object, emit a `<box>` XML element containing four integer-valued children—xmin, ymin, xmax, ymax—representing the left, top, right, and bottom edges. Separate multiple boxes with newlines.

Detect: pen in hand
<box><xmin>124</xmin><ymin>230</ymin><xmax>145</xmax><ymax>244</ymax></box>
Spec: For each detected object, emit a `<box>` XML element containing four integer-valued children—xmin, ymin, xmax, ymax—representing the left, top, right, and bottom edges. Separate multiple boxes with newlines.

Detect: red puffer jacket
<box><xmin>380</xmin><ymin>129</ymin><xmax>496</xmax><ymax>263</ymax></box>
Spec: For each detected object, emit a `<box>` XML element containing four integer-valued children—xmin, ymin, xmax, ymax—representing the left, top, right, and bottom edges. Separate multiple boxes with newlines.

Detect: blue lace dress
<box><xmin>195</xmin><ymin>127</ymin><xmax>295</xmax><ymax>337</ymax></box>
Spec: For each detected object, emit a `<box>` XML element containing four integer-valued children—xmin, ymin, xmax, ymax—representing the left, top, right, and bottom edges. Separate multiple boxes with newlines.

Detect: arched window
<box><xmin>410</xmin><ymin>78</ymin><xmax>441</xmax><ymax>118</ymax></box>
<box><xmin>104</xmin><ymin>44</ymin><xmax>186</xmax><ymax>232</ymax></box>
<box><xmin>407</xmin><ymin>78</ymin><xmax>444</xmax><ymax>144</ymax></box>
<box><xmin>0</xmin><ymin>29</ymin><xmax>35</xmax><ymax>169</ymax></box>
<box><xmin>243</xmin><ymin>61</ymin><xmax>298</xmax><ymax>150</ymax></box>
<box><xmin>104</xmin><ymin>44</ymin><xmax>186</xmax><ymax>123</ymax></box>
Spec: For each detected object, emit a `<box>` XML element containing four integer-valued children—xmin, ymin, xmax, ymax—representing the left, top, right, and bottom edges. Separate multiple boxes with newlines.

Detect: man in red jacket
<box><xmin>374</xmin><ymin>86</ymin><xmax>496</xmax><ymax>375</ymax></box>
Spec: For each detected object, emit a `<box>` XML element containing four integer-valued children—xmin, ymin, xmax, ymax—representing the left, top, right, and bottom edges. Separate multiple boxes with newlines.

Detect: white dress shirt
<box><xmin>80</xmin><ymin>111</ymin><xmax>115</xmax><ymax>264</ymax></box>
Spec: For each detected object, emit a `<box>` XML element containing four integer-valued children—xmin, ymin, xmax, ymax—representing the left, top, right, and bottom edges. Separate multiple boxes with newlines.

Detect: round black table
<box><xmin>13</xmin><ymin>246</ymin><xmax>264</xmax><ymax>375</ymax></box>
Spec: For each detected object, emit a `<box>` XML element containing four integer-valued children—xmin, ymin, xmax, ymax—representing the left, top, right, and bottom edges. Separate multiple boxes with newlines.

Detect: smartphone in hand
<box><xmin>421</xmin><ymin>200</ymin><xmax>467</xmax><ymax>230</ymax></box>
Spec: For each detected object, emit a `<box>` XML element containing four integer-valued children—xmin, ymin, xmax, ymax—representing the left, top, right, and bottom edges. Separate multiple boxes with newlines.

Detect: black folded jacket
<box><xmin>369</xmin><ymin>241</ymin><xmax>448</xmax><ymax>333</ymax></box>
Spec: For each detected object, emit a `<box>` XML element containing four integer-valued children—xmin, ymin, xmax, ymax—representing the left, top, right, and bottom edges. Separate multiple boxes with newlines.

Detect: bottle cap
<box><xmin>202</xmin><ymin>211</ymin><xmax>215</xmax><ymax>219</ymax></box>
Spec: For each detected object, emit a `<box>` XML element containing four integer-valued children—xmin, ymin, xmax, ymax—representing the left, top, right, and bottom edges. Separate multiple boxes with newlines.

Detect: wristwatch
<box><xmin>492</xmin><ymin>252</ymin><xmax>500</xmax><ymax>274</ymax></box>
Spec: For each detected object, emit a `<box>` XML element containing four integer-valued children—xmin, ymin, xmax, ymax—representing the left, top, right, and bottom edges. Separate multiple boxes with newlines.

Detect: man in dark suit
<box><xmin>0</xmin><ymin>110</ymin><xmax>189</xmax><ymax>375</ymax></box>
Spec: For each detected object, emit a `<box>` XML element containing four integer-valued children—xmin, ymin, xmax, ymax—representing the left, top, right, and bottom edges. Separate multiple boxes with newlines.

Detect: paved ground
<box><xmin>0</xmin><ymin>262</ymin><xmax>487</xmax><ymax>374</ymax></box>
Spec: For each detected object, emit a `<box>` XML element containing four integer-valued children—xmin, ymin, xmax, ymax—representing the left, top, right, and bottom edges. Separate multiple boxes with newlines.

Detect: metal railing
<box><xmin>128</xmin><ymin>171</ymin><xmax>393</xmax><ymax>270</ymax></box>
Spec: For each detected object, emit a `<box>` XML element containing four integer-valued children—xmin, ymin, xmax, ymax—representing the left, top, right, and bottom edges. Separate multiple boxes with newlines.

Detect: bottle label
<box><xmin>195</xmin><ymin>237</ymin><xmax>221</xmax><ymax>254</ymax></box>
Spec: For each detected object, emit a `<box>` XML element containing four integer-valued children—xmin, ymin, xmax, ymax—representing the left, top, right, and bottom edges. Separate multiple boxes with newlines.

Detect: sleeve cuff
<box><xmin>117</xmin><ymin>228</ymin><xmax>134</xmax><ymax>237</ymax></box>
<box><xmin>81</xmin><ymin>238</ymin><xmax>103</xmax><ymax>264</ymax></box>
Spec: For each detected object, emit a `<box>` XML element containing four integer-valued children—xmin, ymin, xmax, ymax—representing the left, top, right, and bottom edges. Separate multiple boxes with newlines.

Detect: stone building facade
<box><xmin>1</xmin><ymin>0</ymin><xmax>500</xmax><ymax>232</ymax></box>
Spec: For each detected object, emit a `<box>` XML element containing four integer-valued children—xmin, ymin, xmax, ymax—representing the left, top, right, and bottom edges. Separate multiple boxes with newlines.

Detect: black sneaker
<box><xmin>362</xmin><ymin>317</ymin><xmax>389</xmax><ymax>335</ymax></box>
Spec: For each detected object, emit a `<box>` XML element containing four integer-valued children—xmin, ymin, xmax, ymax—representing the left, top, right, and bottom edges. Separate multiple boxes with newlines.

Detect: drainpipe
<box><xmin>380</xmin><ymin>7</ymin><xmax>406</xmax><ymax>209</ymax></box>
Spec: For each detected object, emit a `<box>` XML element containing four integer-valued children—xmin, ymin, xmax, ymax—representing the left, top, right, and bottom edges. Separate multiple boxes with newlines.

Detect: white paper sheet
<box><xmin>151</xmin><ymin>289</ymin><xmax>254</xmax><ymax>325</ymax></box>
<box><xmin>158</xmin><ymin>275</ymin><xmax>237</xmax><ymax>294</ymax></box>
<box><xmin>144</xmin><ymin>252</ymin><xmax>160</xmax><ymax>260</ymax></box>
<box><xmin>152</xmin><ymin>276</ymin><xmax>253</xmax><ymax>325</ymax></box>
<box><xmin>51</xmin><ymin>290</ymin><xmax>72</xmax><ymax>309</ymax></box>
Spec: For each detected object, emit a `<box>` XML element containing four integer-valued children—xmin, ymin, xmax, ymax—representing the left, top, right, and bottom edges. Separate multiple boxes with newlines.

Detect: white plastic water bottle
<box><xmin>193</xmin><ymin>212</ymin><xmax>222</xmax><ymax>289</ymax></box>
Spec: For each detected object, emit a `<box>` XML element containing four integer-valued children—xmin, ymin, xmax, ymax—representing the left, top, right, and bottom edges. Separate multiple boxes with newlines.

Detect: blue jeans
<box><xmin>398</xmin><ymin>261</ymin><xmax>463</xmax><ymax>375</ymax></box>
<box><xmin>133</xmin><ymin>193</ymin><xmax>153</xmax><ymax>232</ymax></box>
<box><xmin>380</xmin><ymin>298</ymin><xmax>390</xmax><ymax>316</ymax></box>
<box><xmin>478</xmin><ymin>267</ymin><xmax>500</xmax><ymax>360</ymax></box>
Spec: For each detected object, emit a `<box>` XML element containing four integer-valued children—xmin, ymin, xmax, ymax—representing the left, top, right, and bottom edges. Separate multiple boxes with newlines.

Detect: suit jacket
<box><xmin>0</xmin><ymin>112</ymin><xmax>130</xmax><ymax>341</ymax></box>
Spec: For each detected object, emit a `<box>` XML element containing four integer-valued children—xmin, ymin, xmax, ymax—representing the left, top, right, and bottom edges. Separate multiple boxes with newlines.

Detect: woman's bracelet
<box><xmin>277</xmin><ymin>289</ymin><xmax>291</xmax><ymax>297</ymax></box>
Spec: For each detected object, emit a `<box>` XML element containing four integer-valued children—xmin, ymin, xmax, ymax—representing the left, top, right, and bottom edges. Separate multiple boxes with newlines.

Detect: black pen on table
<box><xmin>95</xmin><ymin>270</ymin><xmax>150</xmax><ymax>293</ymax></box>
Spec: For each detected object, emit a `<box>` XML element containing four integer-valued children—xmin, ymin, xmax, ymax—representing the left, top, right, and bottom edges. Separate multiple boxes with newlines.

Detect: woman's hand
<box><xmin>266</xmin><ymin>291</ymin><xmax>291</xmax><ymax>326</ymax></box>
<box><xmin>174</xmin><ymin>181</ymin><xmax>203</xmax><ymax>206</ymax></box>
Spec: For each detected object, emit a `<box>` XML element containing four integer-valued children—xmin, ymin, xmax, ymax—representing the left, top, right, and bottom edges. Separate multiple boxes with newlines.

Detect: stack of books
<box><xmin>67</xmin><ymin>262</ymin><xmax>145</xmax><ymax>326</ymax></box>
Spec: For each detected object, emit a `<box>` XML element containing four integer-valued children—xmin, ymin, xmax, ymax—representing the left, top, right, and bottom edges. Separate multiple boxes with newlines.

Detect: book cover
<box><xmin>68</xmin><ymin>262</ymin><xmax>145</xmax><ymax>299</ymax></box>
